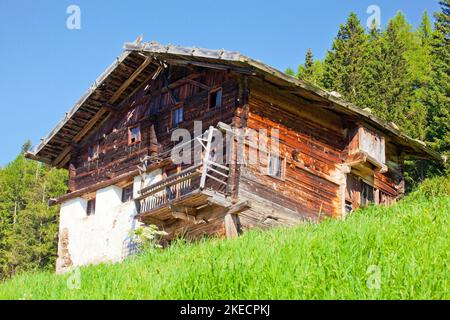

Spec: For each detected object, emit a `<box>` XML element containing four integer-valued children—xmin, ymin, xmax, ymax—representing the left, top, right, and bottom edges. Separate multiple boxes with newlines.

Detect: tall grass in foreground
<box><xmin>0</xmin><ymin>177</ymin><xmax>448</xmax><ymax>300</ymax></box>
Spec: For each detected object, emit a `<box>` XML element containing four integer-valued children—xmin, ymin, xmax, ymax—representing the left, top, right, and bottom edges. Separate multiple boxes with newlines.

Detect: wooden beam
<box><xmin>224</xmin><ymin>201</ymin><xmax>250</xmax><ymax>239</ymax></box>
<box><xmin>109</xmin><ymin>57</ymin><xmax>151</xmax><ymax>104</ymax></box>
<box><xmin>171</xmin><ymin>209</ymin><xmax>198</xmax><ymax>224</ymax></box>
<box><xmin>49</xmin><ymin>158</ymin><xmax>172</xmax><ymax>205</ymax></box>
<box><xmin>53</xmin><ymin>107</ymin><xmax>108</xmax><ymax>167</ymax></box>
<box><xmin>186</xmin><ymin>78</ymin><xmax>211</xmax><ymax>91</ymax></box>
<box><xmin>227</xmin><ymin>200</ymin><xmax>251</xmax><ymax>215</ymax></box>
<box><xmin>224</xmin><ymin>212</ymin><xmax>239</xmax><ymax>238</ymax></box>
<box><xmin>165</xmin><ymin>58</ymin><xmax>257</xmax><ymax>75</ymax></box>
<box><xmin>53</xmin><ymin>59</ymin><xmax>156</xmax><ymax>168</ymax></box>
<box><xmin>141</xmin><ymin>216</ymin><xmax>166</xmax><ymax>228</ymax></box>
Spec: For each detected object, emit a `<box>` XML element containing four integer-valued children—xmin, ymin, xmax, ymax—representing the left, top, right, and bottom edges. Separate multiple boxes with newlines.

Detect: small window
<box><xmin>345</xmin><ymin>200</ymin><xmax>353</xmax><ymax>213</ymax></box>
<box><xmin>87</xmin><ymin>199</ymin><xmax>96</xmax><ymax>216</ymax></box>
<box><xmin>122</xmin><ymin>185</ymin><xmax>134</xmax><ymax>203</ymax></box>
<box><xmin>209</xmin><ymin>88</ymin><xmax>222</xmax><ymax>110</ymax></box>
<box><xmin>172</xmin><ymin>107</ymin><xmax>184</xmax><ymax>128</ymax></box>
<box><xmin>88</xmin><ymin>144</ymin><xmax>99</xmax><ymax>161</ymax></box>
<box><xmin>361</xmin><ymin>182</ymin><xmax>374</xmax><ymax>207</ymax></box>
<box><xmin>128</xmin><ymin>126</ymin><xmax>141</xmax><ymax>145</ymax></box>
<box><xmin>268</xmin><ymin>154</ymin><xmax>284</xmax><ymax>178</ymax></box>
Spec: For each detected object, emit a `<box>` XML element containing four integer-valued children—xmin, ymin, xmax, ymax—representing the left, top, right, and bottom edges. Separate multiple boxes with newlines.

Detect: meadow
<box><xmin>0</xmin><ymin>177</ymin><xmax>448</xmax><ymax>300</ymax></box>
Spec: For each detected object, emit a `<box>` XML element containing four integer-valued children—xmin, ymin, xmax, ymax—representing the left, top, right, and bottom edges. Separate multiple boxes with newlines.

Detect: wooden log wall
<box><xmin>72</xmin><ymin>66</ymin><xmax>239</xmax><ymax>191</ymax></box>
<box><xmin>344</xmin><ymin>129</ymin><xmax>404</xmax><ymax>210</ymax></box>
<box><xmin>237</xmin><ymin>84</ymin><xmax>347</xmax><ymax>229</ymax></box>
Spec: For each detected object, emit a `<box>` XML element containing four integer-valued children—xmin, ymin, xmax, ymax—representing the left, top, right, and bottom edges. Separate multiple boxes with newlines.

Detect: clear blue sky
<box><xmin>0</xmin><ymin>0</ymin><xmax>441</xmax><ymax>166</ymax></box>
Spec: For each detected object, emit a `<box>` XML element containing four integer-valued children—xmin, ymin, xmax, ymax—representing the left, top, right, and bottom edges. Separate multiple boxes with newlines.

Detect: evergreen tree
<box><xmin>369</xmin><ymin>13</ymin><xmax>418</xmax><ymax>134</ymax></box>
<box><xmin>322</xmin><ymin>13</ymin><xmax>369</xmax><ymax>105</ymax></box>
<box><xmin>304</xmin><ymin>48</ymin><xmax>314</xmax><ymax>71</ymax></box>
<box><xmin>285</xmin><ymin>67</ymin><xmax>295</xmax><ymax>77</ymax></box>
<box><xmin>358</xmin><ymin>23</ymin><xmax>384</xmax><ymax>113</ymax></box>
<box><xmin>0</xmin><ymin>143</ymin><xmax>67</xmax><ymax>280</ymax></box>
<box><xmin>426</xmin><ymin>0</ymin><xmax>450</xmax><ymax>157</ymax></box>
<box><xmin>297</xmin><ymin>49</ymin><xmax>324</xmax><ymax>84</ymax></box>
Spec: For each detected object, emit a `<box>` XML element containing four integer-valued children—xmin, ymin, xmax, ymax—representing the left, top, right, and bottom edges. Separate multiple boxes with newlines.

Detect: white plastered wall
<box><xmin>56</xmin><ymin>169</ymin><xmax>162</xmax><ymax>273</ymax></box>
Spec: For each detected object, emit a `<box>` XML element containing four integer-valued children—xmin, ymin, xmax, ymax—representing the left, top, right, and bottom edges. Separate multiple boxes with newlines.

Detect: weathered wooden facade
<box><xmin>26</xmin><ymin>39</ymin><xmax>441</xmax><ymax>271</ymax></box>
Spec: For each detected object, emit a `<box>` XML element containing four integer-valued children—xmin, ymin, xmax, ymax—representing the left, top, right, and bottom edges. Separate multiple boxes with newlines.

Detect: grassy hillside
<box><xmin>0</xmin><ymin>177</ymin><xmax>448</xmax><ymax>300</ymax></box>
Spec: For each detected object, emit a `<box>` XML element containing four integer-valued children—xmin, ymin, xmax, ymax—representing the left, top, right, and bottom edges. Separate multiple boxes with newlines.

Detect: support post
<box><xmin>223</xmin><ymin>200</ymin><xmax>250</xmax><ymax>238</ymax></box>
<box><xmin>199</xmin><ymin>126</ymin><xmax>214</xmax><ymax>189</ymax></box>
<box><xmin>224</xmin><ymin>212</ymin><xmax>239</xmax><ymax>238</ymax></box>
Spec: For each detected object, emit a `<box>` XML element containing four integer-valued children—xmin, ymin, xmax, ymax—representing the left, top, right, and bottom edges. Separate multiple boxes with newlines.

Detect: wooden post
<box><xmin>68</xmin><ymin>149</ymin><xmax>78</xmax><ymax>193</ymax></box>
<box><xmin>223</xmin><ymin>201</ymin><xmax>250</xmax><ymax>239</ymax></box>
<box><xmin>149</xmin><ymin>124</ymin><xmax>159</xmax><ymax>156</ymax></box>
<box><xmin>69</xmin><ymin>163</ymin><xmax>76</xmax><ymax>193</ymax></box>
<box><xmin>199</xmin><ymin>126</ymin><xmax>214</xmax><ymax>189</ymax></box>
<box><xmin>224</xmin><ymin>212</ymin><xmax>239</xmax><ymax>238</ymax></box>
<box><xmin>228</xmin><ymin>75</ymin><xmax>249</xmax><ymax>201</ymax></box>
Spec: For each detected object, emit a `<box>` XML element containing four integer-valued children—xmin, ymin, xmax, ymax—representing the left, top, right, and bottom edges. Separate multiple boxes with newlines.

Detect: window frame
<box><xmin>128</xmin><ymin>125</ymin><xmax>142</xmax><ymax>145</ymax></box>
<box><xmin>267</xmin><ymin>153</ymin><xmax>285</xmax><ymax>180</ymax></box>
<box><xmin>360</xmin><ymin>181</ymin><xmax>375</xmax><ymax>207</ymax></box>
<box><xmin>87</xmin><ymin>198</ymin><xmax>96</xmax><ymax>216</ymax></box>
<box><xmin>171</xmin><ymin>105</ymin><xmax>184</xmax><ymax>128</ymax></box>
<box><xmin>121</xmin><ymin>184</ymin><xmax>134</xmax><ymax>203</ymax></box>
<box><xmin>208</xmin><ymin>87</ymin><xmax>223</xmax><ymax>111</ymax></box>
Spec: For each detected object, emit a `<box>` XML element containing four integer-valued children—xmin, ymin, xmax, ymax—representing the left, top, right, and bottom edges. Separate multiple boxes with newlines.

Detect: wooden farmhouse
<box><xmin>26</xmin><ymin>39</ymin><xmax>441</xmax><ymax>272</ymax></box>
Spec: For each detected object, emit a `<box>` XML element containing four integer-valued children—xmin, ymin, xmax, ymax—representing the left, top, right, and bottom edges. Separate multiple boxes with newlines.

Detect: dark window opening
<box><xmin>88</xmin><ymin>144</ymin><xmax>99</xmax><ymax>161</ymax></box>
<box><xmin>361</xmin><ymin>182</ymin><xmax>374</xmax><ymax>207</ymax></box>
<box><xmin>122</xmin><ymin>185</ymin><xmax>134</xmax><ymax>203</ymax></box>
<box><xmin>128</xmin><ymin>126</ymin><xmax>141</xmax><ymax>145</ymax></box>
<box><xmin>87</xmin><ymin>198</ymin><xmax>96</xmax><ymax>216</ymax></box>
<box><xmin>268</xmin><ymin>154</ymin><xmax>283</xmax><ymax>178</ymax></box>
<box><xmin>209</xmin><ymin>88</ymin><xmax>222</xmax><ymax>110</ymax></box>
<box><xmin>345</xmin><ymin>200</ymin><xmax>353</xmax><ymax>213</ymax></box>
<box><xmin>172</xmin><ymin>107</ymin><xmax>184</xmax><ymax>128</ymax></box>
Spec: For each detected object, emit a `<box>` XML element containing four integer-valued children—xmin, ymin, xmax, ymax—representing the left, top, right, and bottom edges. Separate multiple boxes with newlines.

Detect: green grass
<box><xmin>0</xmin><ymin>177</ymin><xmax>448</xmax><ymax>300</ymax></box>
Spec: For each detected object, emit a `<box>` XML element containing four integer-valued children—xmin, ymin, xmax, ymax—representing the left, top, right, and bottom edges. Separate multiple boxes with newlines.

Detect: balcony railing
<box><xmin>135</xmin><ymin>164</ymin><xmax>202</xmax><ymax>214</ymax></box>
<box><xmin>135</xmin><ymin>125</ymin><xmax>231</xmax><ymax>216</ymax></box>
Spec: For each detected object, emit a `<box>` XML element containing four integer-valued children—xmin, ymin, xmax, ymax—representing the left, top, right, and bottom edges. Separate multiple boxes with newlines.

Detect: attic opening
<box><xmin>172</xmin><ymin>105</ymin><xmax>184</xmax><ymax>128</ymax></box>
<box><xmin>88</xmin><ymin>144</ymin><xmax>99</xmax><ymax>162</ymax></box>
<box><xmin>208</xmin><ymin>88</ymin><xmax>222</xmax><ymax>111</ymax></box>
<box><xmin>128</xmin><ymin>126</ymin><xmax>141</xmax><ymax>145</ymax></box>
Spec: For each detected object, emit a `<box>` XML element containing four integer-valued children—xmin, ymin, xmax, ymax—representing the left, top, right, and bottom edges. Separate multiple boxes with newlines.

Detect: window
<box><xmin>128</xmin><ymin>126</ymin><xmax>141</xmax><ymax>145</ymax></box>
<box><xmin>172</xmin><ymin>107</ymin><xmax>184</xmax><ymax>128</ymax></box>
<box><xmin>361</xmin><ymin>182</ymin><xmax>374</xmax><ymax>207</ymax></box>
<box><xmin>268</xmin><ymin>154</ymin><xmax>284</xmax><ymax>178</ymax></box>
<box><xmin>88</xmin><ymin>144</ymin><xmax>99</xmax><ymax>161</ymax></box>
<box><xmin>345</xmin><ymin>200</ymin><xmax>353</xmax><ymax>213</ymax></box>
<box><xmin>122</xmin><ymin>185</ymin><xmax>134</xmax><ymax>203</ymax></box>
<box><xmin>208</xmin><ymin>88</ymin><xmax>222</xmax><ymax>110</ymax></box>
<box><xmin>87</xmin><ymin>198</ymin><xmax>96</xmax><ymax>216</ymax></box>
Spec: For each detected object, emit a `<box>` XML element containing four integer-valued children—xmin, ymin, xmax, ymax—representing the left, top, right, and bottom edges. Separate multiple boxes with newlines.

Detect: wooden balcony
<box><xmin>134</xmin><ymin>160</ymin><xmax>237</xmax><ymax>236</ymax></box>
<box><xmin>134</xmin><ymin>125</ymin><xmax>251</xmax><ymax>239</ymax></box>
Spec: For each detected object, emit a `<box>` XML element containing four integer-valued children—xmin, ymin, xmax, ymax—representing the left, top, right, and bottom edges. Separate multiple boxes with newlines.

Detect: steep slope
<box><xmin>0</xmin><ymin>177</ymin><xmax>448</xmax><ymax>300</ymax></box>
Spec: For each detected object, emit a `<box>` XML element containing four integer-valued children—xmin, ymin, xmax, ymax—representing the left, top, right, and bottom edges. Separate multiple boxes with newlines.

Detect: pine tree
<box><xmin>0</xmin><ymin>143</ymin><xmax>67</xmax><ymax>280</ymax></box>
<box><xmin>304</xmin><ymin>48</ymin><xmax>314</xmax><ymax>71</ymax></box>
<box><xmin>322</xmin><ymin>13</ymin><xmax>369</xmax><ymax>104</ymax></box>
<box><xmin>371</xmin><ymin>13</ymin><xmax>417</xmax><ymax>132</ymax></box>
<box><xmin>297</xmin><ymin>48</ymin><xmax>322</xmax><ymax>84</ymax></box>
<box><xmin>358</xmin><ymin>23</ymin><xmax>384</xmax><ymax>113</ymax></box>
<box><xmin>426</xmin><ymin>0</ymin><xmax>450</xmax><ymax>157</ymax></box>
<box><xmin>285</xmin><ymin>67</ymin><xmax>295</xmax><ymax>77</ymax></box>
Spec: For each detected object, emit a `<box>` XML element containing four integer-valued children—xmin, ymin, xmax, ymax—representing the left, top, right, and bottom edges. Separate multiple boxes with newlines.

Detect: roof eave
<box><xmin>29</xmin><ymin>40</ymin><xmax>443</xmax><ymax>165</ymax></box>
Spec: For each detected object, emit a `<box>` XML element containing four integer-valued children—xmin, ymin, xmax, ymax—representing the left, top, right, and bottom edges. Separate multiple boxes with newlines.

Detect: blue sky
<box><xmin>0</xmin><ymin>0</ymin><xmax>442</xmax><ymax>166</ymax></box>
